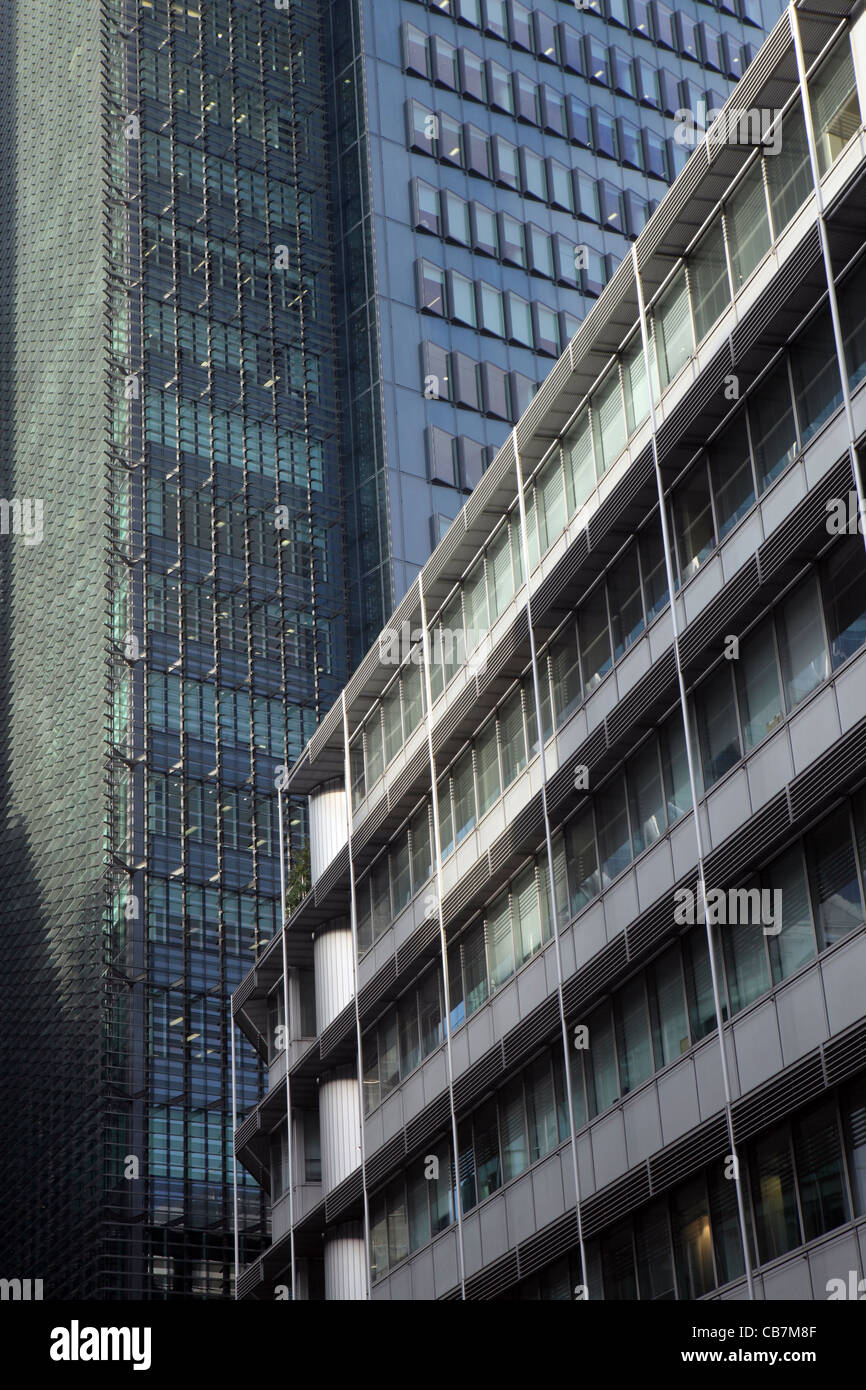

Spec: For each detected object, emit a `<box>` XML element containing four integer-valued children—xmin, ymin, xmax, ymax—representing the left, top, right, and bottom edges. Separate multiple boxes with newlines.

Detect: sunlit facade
<box><xmin>234</xmin><ymin>0</ymin><xmax>866</xmax><ymax>1299</ymax></box>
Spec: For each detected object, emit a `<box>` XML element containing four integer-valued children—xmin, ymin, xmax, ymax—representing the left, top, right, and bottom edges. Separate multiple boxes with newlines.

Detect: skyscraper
<box><xmin>328</xmin><ymin>0</ymin><xmax>783</xmax><ymax>657</ymax></box>
<box><xmin>233</xmin><ymin>0</ymin><xmax>866</xmax><ymax>1299</ymax></box>
<box><xmin>0</xmin><ymin>0</ymin><xmax>779</xmax><ymax>1301</ymax></box>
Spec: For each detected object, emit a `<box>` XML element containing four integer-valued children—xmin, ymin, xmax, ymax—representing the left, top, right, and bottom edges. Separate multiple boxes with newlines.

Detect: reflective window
<box><xmin>725</xmin><ymin>162</ymin><xmax>771</xmax><ymax>289</ymax></box>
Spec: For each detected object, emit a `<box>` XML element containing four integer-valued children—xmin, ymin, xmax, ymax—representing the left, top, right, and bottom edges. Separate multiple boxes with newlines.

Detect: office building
<box><xmin>234</xmin><ymin>0</ymin><xmax>866</xmax><ymax>1299</ymax></box>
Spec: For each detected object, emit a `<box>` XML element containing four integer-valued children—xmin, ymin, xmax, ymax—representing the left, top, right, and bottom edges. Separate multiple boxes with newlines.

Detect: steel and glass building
<box><xmin>329</xmin><ymin>0</ymin><xmax>783</xmax><ymax>655</ymax></box>
<box><xmin>234</xmin><ymin>0</ymin><xmax>866</xmax><ymax>1300</ymax></box>
<box><xmin>0</xmin><ymin>0</ymin><xmax>781</xmax><ymax>1302</ymax></box>
<box><xmin>0</xmin><ymin>0</ymin><xmax>347</xmax><ymax>1299</ymax></box>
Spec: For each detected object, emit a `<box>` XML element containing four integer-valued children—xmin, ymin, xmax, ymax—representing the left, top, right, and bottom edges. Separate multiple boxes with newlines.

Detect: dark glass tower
<box><xmin>0</xmin><ymin>0</ymin><xmax>781</xmax><ymax>1300</ymax></box>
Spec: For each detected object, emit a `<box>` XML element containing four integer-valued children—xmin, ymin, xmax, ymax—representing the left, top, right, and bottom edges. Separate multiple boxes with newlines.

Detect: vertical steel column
<box><xmin>277</xmin><ymin>788</ymin><xmax>297</xmax><ymax>1299</ymax></box>
<box><xmin>512</xmin><ymin>432</ymin><xmax>589</xmax><ymax>1297</ymax></box>
<box><xmin>631</xmin><ymin>243</ymin><xmax>756</xmax><ymax>1299</ymax></box>
<box><xmin>340</xmin><ymin>690</ymin><xmax>373</xmax><ymax>1299</ymax></box>
<box><xmin>230</xmin><ymin>1000</ymin><xmax>240</xmax><ymax>1297</ymax></box>
<box><xmin>790</xmin><ymin>2</ymin><xmax>866</xmax><ymax>560</ymax></box>
<box><xmin>418</xmin><ymin>578</ymin><xmax>468</xmax><ymax>1300</ymax></box>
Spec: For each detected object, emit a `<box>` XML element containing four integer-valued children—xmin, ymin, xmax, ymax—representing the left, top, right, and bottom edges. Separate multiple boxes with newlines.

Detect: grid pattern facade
<box><xmin>0</xmin><ymin>0</ymin><xmax>349</xmax><ymax>1299</ymax></box>
<box><xmin>234</xmin><ymin>0</ymin><xmax>866</xmax><ymax>1300</ymax></box>
<box><xmin>326</xmin><ymin>0</ymin><xmax>783</xmax><ymax>657</ymax></box>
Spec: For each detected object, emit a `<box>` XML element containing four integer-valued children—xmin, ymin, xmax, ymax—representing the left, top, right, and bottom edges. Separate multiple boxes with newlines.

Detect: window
<box><xmin>748</xmin><ymin>360</ymin><xmax>797</xmax><ymax>493</ymax></box>
<box><xmin>622</xmin><ymin>337</ymin><xmax>649</xmax><ymax>434</ymax></box>
<box><xmin>439</xmin><ymin>113</ymin><xmax>463</xmax><ymax>166</ymax></box>
<box><xmin>452</xmin><ymin>749</ymin><xmax>477</xmax><ymax>843</ymax></box>
<box><xmin>736</xmin><ymin>620</ymin><xmax>783</xmax><ymax>750</ymax></box>
<box><xmin>640</xmin><ymin>517</ymin><xmax>669</xmax><ymax>622</ymax></box>
<box><xmin>725</xmin><ymin>163</ymin><xmax>771</xmax><ymax>289</ymax></box>
<box><xmin>765</xmin><ymin>103</ymin><xmax>811</xmax><ymax>235</ymax></box>
<box><xmin>843</xmin><ymin>1075</ymin><xmax>866</xmax><ymax>1215</ymax></box>
<box><xmin>791</xmin><ymin>307</ymin><xmax>843</xmax><ymax>444</ymax></box>
<box><xmin>644</xmin><ymin>128</ymin><xmax>669</xmax><ymax>181</ymax></box>
<box><xmin>521</xmin><ymin>149</ymin><xmax>547</xmax><ymax>201</ymax></box>
<box><xmin>594</xmin><ymin>108</ymin><xmax>619</xmax><ymax>160</ymax></box>
<box><xmin>497</xmin><ymin>214</ymin><xmax>525</xmax><ymax>269</ymax></box>
<box><xmin>566</xmin><ymin>809</ymin><xmax>600</xmax><ymax>914</ymax></box>
<box><xmin>767</xmin><ymin>845</ymin><xmax>815</xmax><ymax>984</ymax></box>
<box><xmin>810</xmin><ymin>37</ymin><xmax>861</xmax><ymax>177</ymax></box>
<box><xmin>708</xmin><ymin>413</ymin><xmax>754</xmax><ymax>538</ymax></box>
<box><xmin>579</xmin><ymin>588</ymin><xmax>612</xmax><ymax>693</ymax></box>
<box><xmin>528</xmin><ymin>225</ymin><xmax>553</xmax><ymax>278</ymax></box>
<box><xmin>722</xmin><ymin>882</ymin><xmax>770</xmax><ymax>1011</ymax></box>
<box><xmin>415</xmin><ymin>180</ymin><xmax>440</xmax><ymax>234</ymax></box>
<box><xmin>594</xmin><ymin>370</ymin><xmax>627</xmax><ymax>471</ymax></box>
<box><xmin>450</xmin><ymin>272</ymin><xmax>476</xmax><ymax>327</ymax></box>
<box><xmin>475</xmin><ymin>718</ymin><xmax>501</xmax><ymax>817</ymax></box>
<box><xmin>652</xmin><ymin>271</ymin><xmax>693</xmax><ymax>390</ymax></box>
<box><xmin>499</xmin><ymin>687</ymin><xmax>527</xmax><ymax>787</ymax></box>
<box><xmin>487</xmin><ymin>59</ymin><xmax>513</xmax><ymax>112</ymax></box>
<box><xmin>671</xmin><ymin>1179</ymin><xmax>715</xmax><ymax>1298</ymax></box>
<box><xmin>418</xmin><ymin>260</ymin><xmax>445</xmax><ymax>315</ymax></box>
<box><xmin>472</xmin><ymin>203</ymin><xmax>497</xmax><ymax>257</ymax></box>
<box><xmin>689</xmin><ymin>219</ymin><xmax>730</xmax><ymax>342</ymax></box>
<box><xmin>597</xmin><ymin>777</ymin><xmax>631</xmax><ymax>885</ymax></box>
<box><xmin>479</xmin><ymin>283</ymin><xmax>504</xmax><ymax>337</ymax></box>
<box><xmin>403</xmin><ymin>24</ymin><xmax>428</xmax><ymax>78</ymax></box>
<box><xmin>794</xmin><ymin>1101</ymin><xmax>849</xmax><ymax>1242</ymax></box>
<box><xmin>461</xmin><ymin>47</ymin><xmax>485</xmax><ymax>102</ymax></box>
<box><xmin>673</xmin><ymin>463</ymin><xmax>715</xmax><ymax>580</ymax></box>
<box><xmin>615</xmin><ymin>977</ymin><xmax>653</xmax><ymax>1094</ymax></box>
<box><xmin>443</xmin><ymin>191</ymin><xmax>470</xmax><ymax>245</ymax></box>
<box><xmin>464</xmin><ymin>123</ymin><xmax>490</xmax><ymax>178</ymax></box>
<box><xmin>564</xmin><ymin>411</ymin><xmax>595</xmax><ymax>515</ymax></box>
<box><xmin>585</xmin><ymin>1003</ymin><xmax>620</xmax><ymax>1117</ymax></box>
<box><xmin>566</xmin><ymin>94</ymin><xmax>591</xmax><ymax>146</ymax></box>
<box><xmin>648</xmin><ymin>947</ymin><xmax>689</xmax><ymax>1068</ymax></box>
<box><xmin>548</xmin><ymin>160</ymin><xmax>573</xmax><ymax>212</ymax></box>
<box><xmin>492</xmin><ymin>135</ymin><xmax>519</xmax><ymax>189</ymax></box>
<box><xmin>534</xmin><ymin>303</ymin><xmax>559</xmax><ymax>357</ymax></box>
<box><xmin>806</xmin><ymin>807</ymin><xmax>862</xmax><ymax>949</ymax></box>
<box><xmin>628</xmin><ymin>740</ymin><xmax>665</xmax><ymax>855</ymax></box>
<box><xmin>695</xmin><ymin>669</ymin><xmax>741</xmax><ymax>788</ymax></box>
<box><xmin>823</xmin><ymin>542</ymin><xmax>866</xmax><ymax>669</ymax></box>
<box><xmin>431</xmin><ymin>35</ymin><xmax>458</xmax><ymax>88</ymax></box>
<box><xmin>776</xmin><ymin>577</ymin><xmax>828</xmax><ymax>710</ymax></box>
<box><xmin>483</xmin><ymin>0</ymin><xmax>508</xmax><ymax>40</ymax></box>
<box><xmin>549</xmin><ymin>623</ymin><xmax>582</xmax><ymax>728</ymax></box>
<box><xmin>408</xmin><ymin>100</ymin><xmax>434</xmax><ymax>155</ymax></box>
<box><xmin>609</xmin><ymin>546</ymin><xmax>644</xmax><ymax>660</ymax></box>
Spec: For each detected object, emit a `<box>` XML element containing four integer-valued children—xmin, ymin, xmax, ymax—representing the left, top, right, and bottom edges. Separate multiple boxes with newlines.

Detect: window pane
<box><xmin>378</xmin><ymin>1012</ymin><xmax>399</xmax><ymax>1096</ymax></box>
<box><xmin>586</xmin><ymin>1003</ymin><xmax>619</xmax><ymax>1117</ymax></box>
<box><xmin>615</xmin><ymin>977</ymin><xmax>653</xmax><ymax>1093</ymax></box>
<box><xmin>736</xmin><ymin>620</ymin><xmax>783</xmax><ymax>750</ymax></box>
<box><xmin>480</xmin><ymin>282</ymin><xmax>504</xmax><ymax>336</ymax></box>
<box><xmin>486</xmin><ymin>890</ymin><xmax>514</xmax><ymax>990</ymax></box>
<box><xmin>648</xmin><ymin>946</ymin><xmax>690</xmax><ymax>1068</ymax></box>
<box><xmin>514</xmin><ymin>864</ymin><xmax>542</xmax><ymax>964</ymax></box>
<box><xmin>429</xmin><ymin>1138</ymin><xmax>453</xmax><ymax>1233</ymax></box>
<box><xmin>810</xmin><ymin>36</ymin><xmax>860</xmax><ymax>176</ymax></box>
<box><xmin>500</xmin><ymin>1077</ymin><xmax>529</xmax><ymax>1181</ymax></box>
<box><xmin>639</xmin><ymin>516</ymin><xmax>669</xmax><ymax>622</ymax></box>
<box><xmin>474</xmin><ymin>1099</ymin><xmax>502</xmax><ymax>1200</ymax></box>
<box><xmin>696</xmin><ymin>669</ymin><xmax>740</xmax><ymax>788</ymax></box>
<box><xmin>579</xmin><ymin>589</ymin><xmax>612</xmax><ymax>693</ymax></box>
<box><xmin>391</xmin><ymin>837</ymin><xmax>411</xmax><ymax>912</ymax></box>
<box><xmin>793</xmin><ymin>1101</ymin><xmax>848</xmax><ymax>1241</ymax></box>
<box><xmin>709</xmin><ymin>413</ymin><xmax>754</xmax><ymax>538</ymax></box>
<box><xmin>628</xmin><ymin>740</ymin><xmax>665</xmax><ymax>855</ymax></box>
<box><xmin>550</xmin><ymin>622</ymin><xmax>582</xmax><ymax>728</ymax></box>
<box><xmin>707</xmin><ymin>1164</ymin><xmax>744</xmax><ymax>1286</ymax></box>
<box><xmin>594</xmin><ymin>370</ymin><xmax>627</xmax><ymax>472</ymax></box>
<box><xmin>684</xmin><ymin>928</ymin><xmax>719</xmax><ymax>1042</ymax></box>
<box><xmin>609</xmin><ymin>546</ymin><xmax>644</xmax><ymax>660</ymax></box>
<box><xmin>526</xmin><ymin>1055</ymin><xmax>559</xmax><ymax>1161</ymax></box>
<box><xmin>451</xmin><ymin>272</ymin><xmax>476</xmax><ymax>326</ymax></box>
<box><xmin>499</xmin><ymin>688</ymin><xmax>527</xmax><ymax>786</ymax></box>
<box><xmin>438</xmin><ymin>773</ymin><xmax>454</xmax><ymax>859</ymax></box>
<box><xmin>689</xmin><ymin>219</ymin><xmax>730</xmax><ymax>340</ymax></box>
<box><xmin>673</xmin><ymin>464</ymin><xmax>715</xmax><ymax>580</ymax></box>
<box><xmin>750</xmin><ymin>1130</ymin><xmax>804</xmax><ymax>1270</ymax></box>
<box><xmin>418</xmin><ymin>968</ymin><xmax>442</xmax><ymax>1056</ymax></box>
<box><xmin>672</xmin><ymin>1178</ymin><xmax>715</xmax><ymax>1298</ymax></box>
<box><xmin>636</xmin><ymin>1202</ymin><xmax>676</xmax><ymax>1300</ymax></box>
<box><xmin>399</xmin><ymin>992</ymin><xmax>421</xmax><ymax>1076</ymax></box>
<box><xmin>767</xmin><ymin>845</ymin><xmax>816</xmax><ymax>984</ymax></box>
<box><xmin>475</xmin><ymin>717</ymin><xmax>501</xmax><ymax>816</ymax></box>
<box><xmin>563</xmin><ymin>411</ymin><xmax>595</xmax><ymax>514</ymax></box>
<box><xmin>410</xmin><ymin>804</ymin><xmax>432</xmax><ymax>891</ymax></box>
<box><xmin>597</xmin><ymin>776</ymin><xmax>631</xmax><ymax>885</ymax></box>
<box><xmin>749</xmin><ymin>360</ymin><xmax>798</xmax><ymax>492</ymax></box>
<box><xmin>535</xmin><ymin>456</ymin><xmax>567</xmax><ymax>553</ymax></box>
<box><xmin>791</xmin><ymin>308</ymin><xmax>843</xmax><ymax>444</ymax></box>
<box><xmin>765</xmin><ymin>103</ymin><xmax>811</xmax><ymax>234</ymax></box>
<box><xmin>566</xmin><ymin>808</ymin><xmax>600</xmax><ymax>913</ymax></box>
<box><xmin>722</xmin><ymin>886</ymin><xmax>770</xmax><ymax>1012</ymax></box>
<box><xmin>661</xmin><ymin>715</ymin><xmax>691</xmax><ymax>822</ymax></box>
<box><xmin>776</xmin><ymin>577</ymin><xmax>828</xmax><ymax>709</ymax></box>
<box><xmin>822</xmin><ymin>541</ymin><xmax>866</xmax><ymax>669</ymax></box>
<box><xmin>652</xmin><ymin>271</ymin><xmax>693</xmax><ymax>390</ymax></box>
<box><xmin>622</xmin><ymin>336</ymin><xmax>649</xmax><ymax>433</ymax></box>
<box><xmin>601</xmin><ymin>1224</ymin><xmax>637</xmax><ymax>1299</ymax></box>
<box><xmin>462</xmin><ymin>921</ymin><xmax>488</xmax><ymax>1015</ymax></box>
<box><xmin>487</xmin><ymin>521</ymin><xmax>515</xmax><ymax>620</ymax></box>
<box><xmin>806</xmin><ymin>806</ymin><xmax>862</xmax><ymax>948</ymax></box>
<box><xmin>725</xmin><ymin>163</ymin><xmax>771</xmax><ymax>289</ymax></box>
<box><xmin>407</xmin><ymin>1168</ymin><xmax>431</xmax><ymax>1251</ymax></box>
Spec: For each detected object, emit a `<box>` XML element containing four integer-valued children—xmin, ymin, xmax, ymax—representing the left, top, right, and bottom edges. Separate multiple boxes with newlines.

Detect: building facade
<box><xmin>0</xmin><ymin>0</ymin><xmax>780</xmax><ymax>1301</ymax></box>
<box><xmin>328</xmin><ymin>0</ymin><xmax>783</xmax><ymax>655</ymax></box>
<box><xmin>234</xmin><ymin>0</ymin><xmax>866</xmax><ymax>1300</ymax></box>
<box><xmin>0</xmin><ymin>0</ymin><xmax>347</xmax><ymax>1299</ymax></box>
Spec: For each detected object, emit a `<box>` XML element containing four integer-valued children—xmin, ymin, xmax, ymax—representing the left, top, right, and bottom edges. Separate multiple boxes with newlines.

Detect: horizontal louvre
<box><xmin>822</xmin><ymin>1015</ymin><xmax>866</xmax><ymax>1089</ymax></box>
<box><xmin>648</xmin><ymin>1114</ymin><xmax>729</xmax><ymax>1195</ymax></box>
<box><xmin>580</xmin><ymin>1165</ymin><xmax>651</xmax><ymax>1239</ymax></box>
<box><xmin>365</xmin><ymin>1134</ymin><xmax>405</xmax><ymax>1190</ymax></box>
<box><xmin>562</xmin><ymin>936</ymin><xmax>629</xmax><ymax>1017</ymax></box>
<box><xmin>732</xmin><ymin>1052</ymin><xmax>825</xmax><ymax>1143</ymax></box>
<box><xmin>502</xmin><ymin>996</ymin><xmax>560</xmax><ymax>1070</ymax></box>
